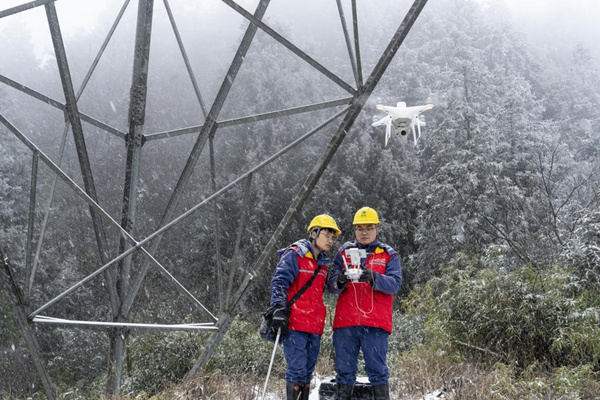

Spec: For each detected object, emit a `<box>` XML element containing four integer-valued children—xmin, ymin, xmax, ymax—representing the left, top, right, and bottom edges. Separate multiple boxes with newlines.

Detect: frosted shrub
<box><xmin>389</xmin><ymin>310</ymin><xmax>425</xmax><ymax>354</ymax></box>
<box><xmin>406</xmin><ymin>265</ymin><xmax>600</xmax><ymax>370</ymax></box>
<box><xmin>207</xmin><ymin>316</ymin><xmax>285</xmax><ymax>377</ymax></box>
<box><xmin>562</xmin><ymin>209</ymin><xmax>600</xmax><ymax>289</ymax></box>
<box><xmin>122</xmin><ymin>331</ymin><xmax>202</xmax><ymax>395</ymax></box>
<box><xmin>488</xmin><ymin>362</ymin><xmax>600</xmax><ymax>399</ymax></box>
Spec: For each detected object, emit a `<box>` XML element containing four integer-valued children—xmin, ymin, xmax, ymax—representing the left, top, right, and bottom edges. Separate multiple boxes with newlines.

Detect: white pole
<box><xmin>261</xmin><ymin>328</ymin><xmax>281</xmax><ymax>400</ymax></box>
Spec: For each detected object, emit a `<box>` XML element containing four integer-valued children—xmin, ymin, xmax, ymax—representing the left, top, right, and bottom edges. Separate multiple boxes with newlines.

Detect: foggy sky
<box><xmin>487</xmin><ymin>0</ymin><xmax>600</xmax><ymax>62</ymax></box>
<box><xmin>2</xmin><ymin>0</ymin><xmax>599</xmax><ymax>65</ymax></box>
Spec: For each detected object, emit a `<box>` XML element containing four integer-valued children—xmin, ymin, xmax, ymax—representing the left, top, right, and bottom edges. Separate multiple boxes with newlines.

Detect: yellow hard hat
<box><xmin>307</xmin><ymin>214</ymin><xmax>341</xmax><ymax>235</ymax></box>
<box><xmin>353</xmin><ymin>207</ymin><xmax>380</xmax><ymax>225</ymax></box>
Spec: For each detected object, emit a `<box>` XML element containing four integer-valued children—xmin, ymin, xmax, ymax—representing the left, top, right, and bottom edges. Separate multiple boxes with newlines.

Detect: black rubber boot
<box><xmin>336</xmin><ymin>383</ymin><xmax>354</xmax><ymax>400</ymax></box>
<box><xmin>286</xmin><ymin>381</ymin><xmax>305</xmax><ymax>400</ymax></box>
<box><xmin>301</xmin><ymin>381</ymin><xmax>310</xmax><ymax>400</ymax></box>
<box><xmin>372</xmin><ymin>384</ymin><xmax>390</xmax><ymax>400</ymax></box>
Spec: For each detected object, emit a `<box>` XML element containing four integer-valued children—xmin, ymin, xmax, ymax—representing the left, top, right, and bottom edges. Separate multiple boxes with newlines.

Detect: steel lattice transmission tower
<box><xmin>0</xmin><ymin>0</ymin><xmax>428</xmax><ymax>397</ymax></box>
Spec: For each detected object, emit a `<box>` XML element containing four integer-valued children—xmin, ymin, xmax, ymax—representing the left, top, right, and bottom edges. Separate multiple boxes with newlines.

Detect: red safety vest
<box><xmin>333</xmin><ymin>247</ymin><xmax>394</xmax><ymax>333</ymax></box>
<box><xmin>287</xmin><ymin>251</ymin><xmax>329</xmax><ymax>335</ymax></box>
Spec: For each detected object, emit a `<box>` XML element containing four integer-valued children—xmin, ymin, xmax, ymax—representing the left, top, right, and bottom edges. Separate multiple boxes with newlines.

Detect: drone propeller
<box><xmin>385</xmin><ymin>119</ymin><xmax>392</xmax><ymax>147</ymax></box>
<box><xmin>413</xmin><ymin>122</ymin><xmax>420</xmax><ymax>146</ymax></box>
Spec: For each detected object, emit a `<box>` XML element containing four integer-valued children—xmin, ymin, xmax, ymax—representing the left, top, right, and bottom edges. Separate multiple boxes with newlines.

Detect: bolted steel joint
<box><xmin>129</xmin><ymin>84</ymin><xmax>147</xmax><ymax>125</ymax></box>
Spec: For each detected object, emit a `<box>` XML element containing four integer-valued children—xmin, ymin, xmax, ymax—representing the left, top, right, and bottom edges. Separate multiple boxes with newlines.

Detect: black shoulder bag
<box><xmin>260</xmin><ymin>264</ymin><xmax>323</xmax><ymax>342</ymax></box>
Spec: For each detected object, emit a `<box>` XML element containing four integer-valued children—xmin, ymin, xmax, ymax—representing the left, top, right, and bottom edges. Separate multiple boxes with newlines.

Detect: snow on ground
<box><xmin>308</xmin><ymin>374</ymin><xmax>326</xmax><ymax>400</ymax></box>
<box><xmin>253</xmin><ymin>374</ymin><xmax>329</xmax><ymax>399</ymax></box>
<box><xmin>255</xmin><ymin>374</ymin><xmax>447</xmax><ymax>399</ymax></box>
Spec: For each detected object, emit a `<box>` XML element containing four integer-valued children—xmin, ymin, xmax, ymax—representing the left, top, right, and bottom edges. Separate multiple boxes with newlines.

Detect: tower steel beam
<box><xmin>32</xmin><ymin>316</ymin><xmax>218</xmax><ymax>331</ymax></box>
<box><xmin>28</xmin><ymin>0</ymin><xmax>130</xmax><ymax>302</ymax></box>
<box><xmin>0</xmin><ymin>75</ymin><xmax>126</xmax><ymax>138</ymax></box>
<box><xmin>143</xmin><ymin>97</ymin><xmax>352</xmax><ymax>141</ymax></box>
<box><xmin>1</xmin><ymin>250</ymin><xmax>56</xmax><ymax>400</ymax></box>
<box><xmin>352</xmin><ymin>0</ymin><xmax>363</xmax><ymax>86</ymax></box>
<box><xmin>217</xmin><ymin>98</ymin><xmax>353</xmax><ymax>128</ymax></box>
<box><xmin>116</xmin><ymin>0</ymin><xmax>155</xmax><ymax>315</ymax></box>
<box><xmin>24</xmin><ymin>152</ymin><xmax>38</xmax><ymax>299</ymax></box>
<box><xmin>0</xmin><ymin>74</ymin><xmax>64</xmax><ymax>108</ymax></box>
<box><xmin>209</xmin><ymin>135</ymin><xmax>224</xmax><ymax>312</ymax></box>
<box><xmin>224</xmin><ymin>173</ymin><xmax>253</xmax><ymax>310</ymax></box>
<box><xmin>335</xmin><ymin>0</ymin><xmax>359</xmax><ymax>87</ymax></box>
<box><xmin>76</xmin><ymin>0</ymin><xmax>132</xmax><ymax>100</ymax></box>
<box><xmin>93</xmin><ymin>0</ymin><xmax>155</xmax><ymax>392</ymax></box>
<box><xmin>163</xmin><ymin>0</ymin><xmax>208</xmax><ymax>118</ymax></box>
<box><xmin>0</xmin><ymin>0</ymin><xmax>54</xmax><ymax>18</ymax></box>
<box><xmin>28</xmin><ymin>126</ymin><xmax>69</xmax><ymax>298</ymax></box>
<box><xmin>45</xmin><ymin>1</ymin><xmax>116</xmax><ymax>303</ymax></box>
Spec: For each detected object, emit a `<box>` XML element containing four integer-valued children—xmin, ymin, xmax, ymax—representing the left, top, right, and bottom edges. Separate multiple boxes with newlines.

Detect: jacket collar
<box><xmin>279</xmin><ymin>238</ymin><xmax>331</xmax><ymax>265</ymax></box>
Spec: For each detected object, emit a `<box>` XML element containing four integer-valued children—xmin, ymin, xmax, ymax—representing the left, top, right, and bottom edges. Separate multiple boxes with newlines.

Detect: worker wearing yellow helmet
<box><xmin>327</xmin><ymin>207</ymin><xmax>402</xmax><ymax>400</ymax></box>
<box><xmin>263</xmin><ymin>214</ymin><xmax>341</xmax><ymax>400</ymax></box>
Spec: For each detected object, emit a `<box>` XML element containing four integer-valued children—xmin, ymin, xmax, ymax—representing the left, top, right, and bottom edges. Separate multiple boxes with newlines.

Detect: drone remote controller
<box><xmin>344</xmin><ymin>248</ymin><xmax>367</xmax><ymax>282</ymax></box>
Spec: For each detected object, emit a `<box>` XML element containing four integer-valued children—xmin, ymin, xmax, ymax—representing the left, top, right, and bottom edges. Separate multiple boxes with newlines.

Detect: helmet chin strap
<box><xmin>309</xmin><ymin>227</ymin><xmax>322</xmax><ymax>252</ymax></box>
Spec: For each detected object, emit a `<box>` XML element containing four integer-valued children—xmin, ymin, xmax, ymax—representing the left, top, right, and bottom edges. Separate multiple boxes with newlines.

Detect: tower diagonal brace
<box><xmin>1</xmin><ymin>249</ymin><xmax>56</xmax><ymax>400</ymax></box>
<box><xmin>44</xmin><ymin>2</ymin><xmax>115</xmax><ymax>300</ymax></box>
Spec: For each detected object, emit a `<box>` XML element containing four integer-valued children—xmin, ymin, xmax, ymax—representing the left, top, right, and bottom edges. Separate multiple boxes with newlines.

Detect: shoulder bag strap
<box><xmin>286</xmin><ymin>264</ymin><xmax>323</xmax><ymax>308</ymax></box>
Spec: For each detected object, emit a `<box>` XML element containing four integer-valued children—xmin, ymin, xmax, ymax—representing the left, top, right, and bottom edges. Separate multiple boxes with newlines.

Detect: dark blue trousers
<box><xmin>283</xmin><ymin>329</ymin><xmax>321</xmax><ymax>382</ymax></box>
<box><xmin>332</xmin><ymin>326</ymin><xmax>390</xmax><ymax>386</ymax></box>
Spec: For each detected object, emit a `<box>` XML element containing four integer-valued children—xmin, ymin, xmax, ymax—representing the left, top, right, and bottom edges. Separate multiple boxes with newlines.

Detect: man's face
<box><xmin>314</xmin><ymin>229</ymin><xmax>336</xmax><ymax>252</ymax></box>
<box><xmin>355</xmin><ymin>224</ymin><xmax>377</xmax><ymax>245</ymax></box>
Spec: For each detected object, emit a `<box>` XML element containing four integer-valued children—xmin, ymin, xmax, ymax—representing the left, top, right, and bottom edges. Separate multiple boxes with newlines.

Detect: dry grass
<box><xmin>392</xmin><ymin>346</ymin><xmax>497</xmax><ymax>399</ymax></box>
<box><xmin>88</xmin><ymin>346</ymin><xmax>600</xmax><ymax>400</ymax></box>
<box><xmin>391</xmin><ymin>347</ymin><xmax>600</xmax><ymax>400</ymax></box>
<box><xmin>313</xmin><ymin>354</ymin><xmax>336</xmax><ymax>378</ymax></box>
<box><xmin>147</xmin><ymin>356</ymin><xmax>336</xmax><ymax>399</ymax></box>
<box><xmin>159</xmin><ymin>372</ymin><xmax>286</xmax><ymax>400</ymax></box>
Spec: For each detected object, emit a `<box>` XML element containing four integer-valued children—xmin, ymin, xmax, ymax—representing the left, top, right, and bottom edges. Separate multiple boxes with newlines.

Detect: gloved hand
<box><xmin>358</xmin><ymin>268</ymin><xmax>376</xmax><ymax>287</ymax></box>
<box><xmin>271</xmin><ymin>306</ymin><xmax>290</xmax><ymax>336</ymax></box>
<box><xmin>338</xmin><ymin>271</ymin><xmax>351</xmax><ymax>286</ymax></box>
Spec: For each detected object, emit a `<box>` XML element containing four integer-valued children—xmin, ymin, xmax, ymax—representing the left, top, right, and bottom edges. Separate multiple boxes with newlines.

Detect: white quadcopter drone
<box><xmin>371</xmin><ymin>101</ymin><xmax>434</xmax><ymax>146</ymax></box>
